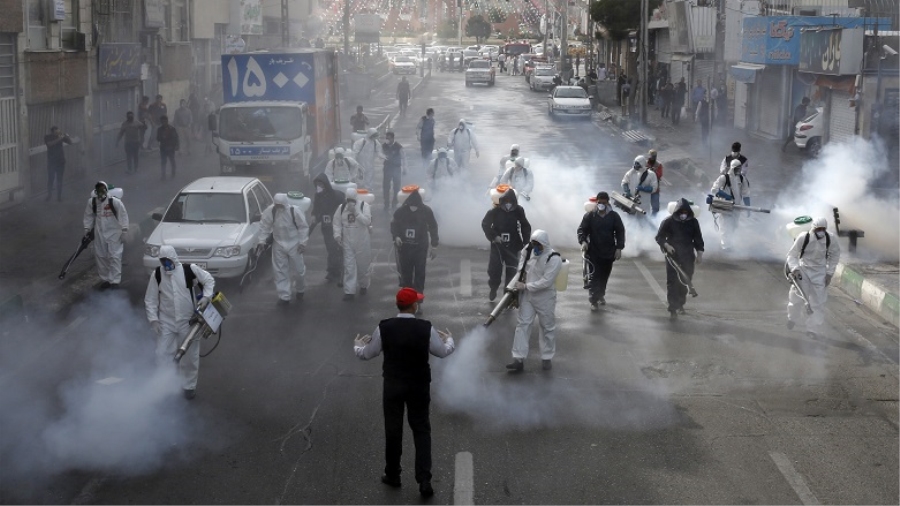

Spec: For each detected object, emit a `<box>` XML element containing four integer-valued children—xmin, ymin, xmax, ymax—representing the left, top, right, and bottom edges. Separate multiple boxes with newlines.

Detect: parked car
<box><xmin>143</xmin><ymin>177</ymin><xmax>274</xmax><ymax>279</ymax></box>
<box><xmin>547</xmin><ymin>86</ymin><xmax>593</xmax><ymax>120</ymax></box>
<box><xmin>793</xmin><ymin>107</ymin><xmax>825</xmax><ymax>156</ymax></box>
<box><xmin>530</xmin><ymin>66</ymin><xmax>557</xmax><ymax>91</ymax></box>
<box><xmin>392</xmin><ymin>56</ymin><xmax>417</xmax><ymax>75</ymax></box>
<box><xmin>465</xmin><ymin>59</ymin><xmax>495</xmax><ymax>87</ymax></box>
<box><xmin>480</xmin><ymin>45</ymin><xmax>499</xmax><ymax>60</ymax></box>
<box><xmin>462</xmin><ymin>49</ymin><xmax>481</xmax><ymax>65</ymax></box>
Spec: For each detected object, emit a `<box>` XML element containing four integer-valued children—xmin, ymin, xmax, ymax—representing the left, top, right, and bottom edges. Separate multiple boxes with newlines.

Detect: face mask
<box><xmin>511</xmin><ymin>151</ymin><xmax>518</xmax><ymax>157</ymax></box>
<box><xmin>679</xmin><ymin>213</ymin><xmax>688</xmax><ymax>221</ymax></box>
<box><xmin>160</xmin><ymin>258</ymin><xmax>176</xmax><ymax>273</ymax></box>
<box><xmin>732</xmin><ymin>151</ymin><xmax>740</xmax><ymax>157</ymax></box>
<box><xmin>96</xmin><ymin>189</ymin><xmax>108</xmax><ymax>200</ymax></box>
<box><xmin>503</xmin><ymin>203</ymin><xmax>514</xmax><ymax>211</ymax></box>
<box><xmin>597</xmin><ymin>203</ymin><xmax>607</xmax><ymax>211</ymax></box>
<box><xmin>531</xmin><ymin>243</ymin><xmax>543</xmax><ymax>255</ymax></box>
<box><xmin>815</xmin><ymin>230</ymin><xmax>825</xmax><ymax>239</ymax></box>
<box><xmin>316</xmin><ymin>186</ymin><xmax>324</xmax><ymax>193</ymax></box>
<box><xmin>733</xmin><ymin>169</ymin><xmax>741</xmax><ymax>176</ymax></box>
<box><xmin>409</xmin><ymin>206</ymin><xmax>418</xmax><ymax>212</ymax></box>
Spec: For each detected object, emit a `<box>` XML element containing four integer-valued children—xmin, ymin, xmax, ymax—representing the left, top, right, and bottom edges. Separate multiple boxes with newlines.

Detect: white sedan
<box><xmin>143</xmin><ymin>177</ymin><xmax>274</xmax><ymax>278</ymax></box>
<box><xmin>547</xmin><ymin>86</ymin><xmax>593</xmax><ymax>120</ymax></box>
<box><xmin>392</xmin><ymin>56</ymin><xmax>417</xmax><ymax>75</ymax></box>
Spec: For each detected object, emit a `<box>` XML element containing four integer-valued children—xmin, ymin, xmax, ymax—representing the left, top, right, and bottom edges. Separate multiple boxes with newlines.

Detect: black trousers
<box><xmin>665</xmin><ymin>255</ymin><xmax>695</xmax><ymax>311</ymax></box>
<box><xmin>46</xmin><ymin>162</ymin><xmax>64</xmax><ymax>200</ymax></box>
<box><xmin>383</xmin><ymin>167</ymin><xmax>401</xmax><ymax>208</ymax></box>
<box><xmin>383</xmin><ymin>379</ymin><xmax>432</xmax><ymax>484</ymax></box>
<box><xmin>321</xmin><ymin>223</ymin><xmax>343</xmax><ymax>279</ymax></box>
<box><xmin>124</xmin><ymin>141</ymin><xmax>140</xmax><ymax>173</ymax></box>
<box><xmin>672</xmin><ymin>103</ymin><xmax>683</xmax><ymax>125</ymax></box>
<box><xmin>661</xmin><ymin>99</ymin><xmax>671</xmax><ymax>118</ymax></box>
<box><xmin>160</xmin><ymin>149</ymin><xmax>177</xmax><ymax>177</ymax></box>
<box><xmin>399</xmin><ymin>244</ymin><xmax>428</xmax><ymax>293</ymax></box>
<box><xmin>420</xmin><ymin>138</ymin><xmax>435</xmax><ymax>160</ymax></box>
<box><xmin>587</xmin><ymin>256</ymin><xmax>614</xmax><ymax>302</ymax></box>
<box><xmin>488</xmin><ymin>244</ymin><xmax>519</xmax><ymax>291</ymax></box>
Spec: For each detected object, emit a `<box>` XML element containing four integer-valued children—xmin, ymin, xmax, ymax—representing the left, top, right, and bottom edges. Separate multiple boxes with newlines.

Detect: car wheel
<box><xmin>807</xmin><ymin>137</ymin><xmax>821</xmax><ymax>157</ymax></box>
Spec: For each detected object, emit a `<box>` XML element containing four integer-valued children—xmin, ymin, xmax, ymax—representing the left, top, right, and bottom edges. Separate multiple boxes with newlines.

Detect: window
<box><xmin>61</xmin><ymin>0</ymin><xmax>80</xmax><ymax>50</ymax></box>
<box><xmin>99</xmin><ymin>0</ymin><xmax>135</xmax><ymax>43</ymax></box>
<box><xmin>26</xmin><ymin>0</ymin><xmax>47</xmax><ymax>50</ymax></box>
<box><xmin>0</xmin><ymin>35</ymin><xmax>15</xmax><ymax>98</ymax></box>
<box><xmin>165</xmin><ymin>0</ymin><xmax>189</xmax><ymax>42</ymax></box>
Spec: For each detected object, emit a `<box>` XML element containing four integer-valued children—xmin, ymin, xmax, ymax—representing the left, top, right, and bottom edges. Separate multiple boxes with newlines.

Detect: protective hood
<box><xmin>403</xmin><ymin>189</ymin><xmax>424</xmax><ymax>208</ymax></box>
<box><xmin>159</xmin><ymin>244</ymin><xmax>179</xmax><ymax>263</ymax></box>
<box><xmin>498</xmin><ymin>189</ymin><xmax>519</xmax><ymax>208</ymax></box>
<box><xmin>313</xmin><ymin>172</ymin><xmax>335</xmax><ymax>193</ymax></box>
<box><xmin>530</xmin><ymin>229</ymin><xmax>550</xmax><ymax>247</ymax></box>
<box><xmin>675</xmin><ymin>198</ymin><xmax>695</xmax><ymax>217</ymax></box>
<box><xmin>345</xmin><ymin>188</ymin><xmax>358</xmax><ymax>201</ymax></box>
<box><xmin>273</xmin><ymin>193</ymin><xmax>289</xmax><ymax>206</ymax></box>
<box><xmin>92</xmin><ymin>181</ymin><xmax>109</xmax><ymax>199</ymax></box>
<box><xmin>812</xmin><ymin>216</ymin><xmax>827</xmax><ymax>229</ymax></box>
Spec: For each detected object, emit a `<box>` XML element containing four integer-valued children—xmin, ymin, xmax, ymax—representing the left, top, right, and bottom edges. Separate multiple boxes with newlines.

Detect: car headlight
<box><xmin>145</xmin><ymin>244</ymin><xmax>160</xmax><ymax>257</ymax></box>
<box><xmin>214</xmin><ymin>246</ymin><xmax>242</xmax><ymax>258</ymax></box>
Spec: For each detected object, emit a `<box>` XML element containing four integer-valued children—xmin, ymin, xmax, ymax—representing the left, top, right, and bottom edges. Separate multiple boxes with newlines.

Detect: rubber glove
<box><xmin>581</xmin><ymin>242</ymin><xmax>589</xmax><ymax>252</ymax></box>
<box><xmin>492</xmin><ymin>236</ymin><xmax>503</xmax><ymax>245</ymax></box>
<box><xmin>791</xmin><ymin>268</ymin><xmax>802</xmax><ymax>280</ymax></box>
<box><xmin>394</xmin><ymin>237</ymin><xmax>403</xmax><ymax>248</ymax></box>
<box><xmin>198</xmin><ymin>297</ymin><xmax>211</xmax><ymax>310</ymax></box>
<box><xmin>515</xmin><ymin>281</ymin><xmax>526</xmax><ymax>291</ymax></box>
<box><xmin>663</xmin><ymin>243</ymin><xmax>675</xmax><ymax>255</ymax></box>
<box><xmin>429</xmin><ymin>246</ymin><xmax>437</xmax><ymax>260</ymax></box>
<box><xmin>695</xmin><ymin>251</ymin><xmax>703</xmax><ymax>264</ymax></box>
<box><xmin>614</xmin><ymin>249</ymin><xmax>622</xmax><ymax>260</ymax></box>
<box><xmin>150</xmin><ymin>321</ymin><xmax>161</xmax><ymax>335</ymax></box>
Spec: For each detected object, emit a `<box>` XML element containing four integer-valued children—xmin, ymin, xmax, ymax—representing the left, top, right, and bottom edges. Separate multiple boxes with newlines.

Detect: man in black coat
<box><xmin>311</xmin><ymin>173</ymin><xmax>345</xmax><ymax>284</ymax></box>
<box><xmin>390</xmin><ymin>190</ymin><xmax>439</xmax><ymax>296</ymax></box>
<box><xmin>577</xmin><ymin>191</ymin><xmax>625</xmax><ymax>310</ymax></box>
<box><xmin>655</xmin><ymin>198</ymin><xmax>705</xmax><ymax>319</ymax></box>
<box><xmin>481</xmin><ymin>189</ymin><xmax>531</xmax><ymax>302</ymax></box>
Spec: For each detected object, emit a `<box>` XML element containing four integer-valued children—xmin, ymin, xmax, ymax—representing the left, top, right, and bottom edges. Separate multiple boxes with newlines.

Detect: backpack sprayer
<box><xmin>174</xmin><ymin>291</ymin><xmax>232</xmax><ymax>363</ymax></box>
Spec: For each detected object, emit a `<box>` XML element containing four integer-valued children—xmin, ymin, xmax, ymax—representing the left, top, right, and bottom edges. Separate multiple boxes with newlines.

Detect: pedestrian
<box><xmin>83</xmin><ymin>181</ymin><xmax>129</xmax><ymax>288</ymax></box>
<box><xmin>144</xmin><ymin>244</ymin><xmax>215</xmax><ymax>400</ymax></box>
<box><xmin>350</xmin><ymin>105</ymin><xmax>369</xmax><ymax>133</ymax></box>
<box><xmin>709</xmin><ymin>85</ymin><xmax>719</xmax><ymax>123</ymax></box>
<box><xmin>353</xmin><ymin>287</ymin><xmax>455</xmax><ymax>497</ymax></box>
<box><xmin>447</xmin><ymin>119</ymin><xmax>479</xmax><ymax>171</ymax></box>
<box><xmin>505</xmin><ymin>230</ymin><xmax>563</xmax><ymax>373</ymax></box>
<box><xmin>353</xmin><ymin>128</ymin><xmax>380</xmax><ymax>190</ymax></box>
<box><xmin>575</xmin><ymin>53</ymin><xmax>580</xmax><ymax>77</ymax></box>
<box><xmin>783</xmin><ymin>97</ymin><xmax>810</xmax><ymax>151</ymax></box>
<box><xmin>187</xmin><ymin>90</ymin><xmax>202</xmax><ymax>139</ymax></box>
<box><xmin>311</xmin><ymin>173</ymin><xmax>345</xmax><ymax>285</ymax></box>
<box><xmin>138</xmin><ymin>96</ymin><xmax>152</xmax><ymax>150</ymax></box>
<box><xmin>258</xmin><ymin>193</ymin><xmax>309</xmax><ymax>305</ymax></box>
<box><xmin>495</xmin><ymin>144</ymin><xmax>520</xmax><ymax>186</ymax></box>
<box><xmin>116</xmin><ymin>111</ymin><xmax>145</xmax><ymax>174</ymax></box>
<box><xmin>621</xmin><ymin>155</ymin><xmax>658</xmax><ymax>207</ymax></box>
<box><xmin>719</xmin><ymin>141</ymin><xmax>749</xmax><ymax>175</ymax></box>
<box><xmin>173</xmin><ymin>99</ymin><xmax>193</xmax><ymax>155</ymax></box>
<box><xmin>512</xmin><ymin>56</ymin><xmax>519</xmax><ymax>76</ymax></box>
<box><xmin>334</xmin><ymin>188</ymin><xmax>372</xmax><ymax>300</ymax></box>
<box><xmin>415</xmin><ymin>108</ymin><xmax>436</xmax><ymax>164</ymax></box>
<box><xmin>482</xmin><ymin>188</ymin><xmax>531</xmax><ymax>302</ymax></box>
<box><xmin>498</xmin><ymin>52</ymin><xmax>506</xmax><ymax>73</ymax></box>
<box><xmin>156</xmin><ymin>115</ymin><xmax>179</xmax><ymax>181</ymax></box>
<box><xmin>577</xmin><ymin>191</ymin><xmax>625</xmax><ymax>310</ymax></box>
<box><xmin>660</xmin><ymin>81</ymin><xmax>673</xmax><ymax>118</ymax></box>
<box><xmin>206</xmin><ymin>102</ymin><xmax>217</xmax><ymax>155</ymax></box>
<box><xmin>621</xmin><ymin>78</ymin><xmax>632</xmax><ymax>116</ymax></box>
<box><xmin>696</xmin><ymin>92</ymin><xmax>711</xmax><ymax>146</ymax></box>
<box><xmin>324</xmin><ymin>147</ymin><xmax>363</xmax><ymax>183</ymax></box>
<box><xmin>646</xmin><ymin>149</ymin><xmax>664</xmax><ymax>215</ymax></box>
<box><xmin>655</xmin><ymin>198</ymin><xmax>704</xmax><ymax>320</ymax></box>
<box><xmin>44</xmin><ymin>126</ymin><xmax>71</xmax><ymax>202</ymax></box>
<box><xmin>596</xmin><ymin>65</ymin><xmax>607</xmax><ymax>81</ymax></box>
<box><xmin>397</xmin><ymin>76</ymin><xmax>411</xmax><ymax>117</ymax></box>
<box><xmin>148</xmin><ymin>94</ymin><xmax>167</xmax><ymax>148</ymax></box>
<box><xmin>786</xmin><ymin>217</ymin><xmax>841</xmax><ymax>338</ymax></box>
<box><xmin>391</xmin><ymin>190</ymin><xmax>439</xmax><ymax>297</ymax></box>
<box><xmin>498</xmin><ymin>157</ymin><xmax>534</xmax><ymax>201</ymax></box>
<box><xmin>616</xmin><ymin>74</ymin><xmax>626</xmax><ymax>106</ymax></box>
<box><xmin>672</xmin><ymin>78</ymin><xmax>687</xmax><ymax>126</ymax></box>
<box><xmin>381</xmin><ymin>131</ymin><xmax>406</xmax><ymax>211</ymax></box>
<box><xmin>690</xmin><ymin>80</ymin><xmax>706</xmax><ymax>120</ymax></box>
<box><xmin>709</xmin><ymin>159</ymin><xmax>751</xmax><ymax>250</ymax></box>
<box><xmin>426</xmin><ymin>148</ymin><xmax>458</xmax><ymax>192</ymax></box>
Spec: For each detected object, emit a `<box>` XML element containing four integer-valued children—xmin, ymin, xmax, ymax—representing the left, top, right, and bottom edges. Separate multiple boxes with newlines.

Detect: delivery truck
<box><xmin>214</xmin><ymin>49</ymin><xmax>340</xmax><ymax>181</ymax></box>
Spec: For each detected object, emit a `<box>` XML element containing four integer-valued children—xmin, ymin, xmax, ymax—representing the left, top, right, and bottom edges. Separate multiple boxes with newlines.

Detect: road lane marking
<box><xmin>460</xmin><ymin>259</ymin><xmax>472</xmax><ymax>297</ymax></box>
<box><xmin>769</xmin><ymin>452</ymin><xmax>820</xmax><ymax>505</ymax></box>
<box><xmin>454</xmin><ymin>451</ymin><xmax>474</xmax><ymax>505</ymax></box>
<box><xmin>633</xmin><ymin>260</ymin><xmax>667</xmax><ymax>305</ymax></box>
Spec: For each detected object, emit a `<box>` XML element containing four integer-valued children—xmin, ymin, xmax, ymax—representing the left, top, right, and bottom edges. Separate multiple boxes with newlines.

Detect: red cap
<box><xmin>396</xmin><ymin>287</ymin><xmax>424</xmax><ymax>306</ymax></box>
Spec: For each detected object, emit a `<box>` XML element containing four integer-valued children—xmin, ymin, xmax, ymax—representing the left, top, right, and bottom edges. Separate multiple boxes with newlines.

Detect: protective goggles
<box><xmin>160</xmin><ymin>258</ymin><xmax>176</xmax><ymax>271</ymax></box>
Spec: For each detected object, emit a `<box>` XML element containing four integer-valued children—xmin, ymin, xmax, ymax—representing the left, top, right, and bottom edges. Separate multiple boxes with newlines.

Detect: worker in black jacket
<box><xmin>390</xmin><ymin>190</ymin><xmax>439</xmax><ymax>296</ymax></box>
<box><xmin>655</xmin><ymin>198</ymin><xmax>705</xmax><ymax>319</ymax></box>
<box><xmin>310</xmin><ymin>173</ymin><xmax>345</xmax><ymax>284</ymax></box>
<box><xmin>577</xmin><ymin>191</ymin><xmax>625</xmax><ymax>311</ymax></box>
<box><xmin>481</xmin><ymin>189</ymin><xmax>531</xmax><ymax>302</ymax></box>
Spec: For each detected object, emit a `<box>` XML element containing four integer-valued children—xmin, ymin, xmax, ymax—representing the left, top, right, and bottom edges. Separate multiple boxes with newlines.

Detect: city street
<box><xmin>0</xmin><ymin>71</ymin><xmax>897</xmax><ymax>505</ymax></box>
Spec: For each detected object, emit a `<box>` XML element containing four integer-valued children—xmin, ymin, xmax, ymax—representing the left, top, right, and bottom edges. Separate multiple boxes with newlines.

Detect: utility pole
<box><xmin>542</xmin><ymin>0</ymin><xmax>549</xmax><ymax>56</ymax></box>
<box><xmin>458</xmin><ymin>0</ymin><xmax>463</xmax><ymax>46</ymax></box>
<box><xmin>559</xmin><ymin>3</ymin><xmax>568</xmax><ymax>79</ymax></box>
<box><xmin>281</xmin><ymin>0</ymin><xmax>290</xmax><ymax>48</ymax></box>
<box><xmin>639</xmin><ymin>0</ymin><xmax>648</xmax><ymax>125</ymax></box>
<box><xmin>343</xmin><ymin>0</ymin><xmax>350</xmax><ymax>55</ymax></box>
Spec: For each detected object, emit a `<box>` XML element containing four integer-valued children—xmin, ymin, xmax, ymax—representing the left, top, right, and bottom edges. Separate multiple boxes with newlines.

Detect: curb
<box><xmin>834</xmin><ymin>264</ymin><xmax>899</xmax><ymax>327</ymax></box>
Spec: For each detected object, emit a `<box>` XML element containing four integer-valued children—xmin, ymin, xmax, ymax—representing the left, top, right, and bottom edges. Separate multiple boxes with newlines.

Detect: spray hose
<box><xmin>581</xmin><ymin>252</ymin><xmax>595</xmax><ymax>289</ymax></box>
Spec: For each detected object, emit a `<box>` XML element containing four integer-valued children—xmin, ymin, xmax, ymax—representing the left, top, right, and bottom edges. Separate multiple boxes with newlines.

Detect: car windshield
<box><xmin>463</xmin><ymin>50</ymin><xmax>478</xmax><ymax>57</ymax></box>
<box><xmin>535</xmin><ymin>68</ymin><xmax>555</xmax><ymax>76</ymax></box>
<box><xmin>218</xmin><ymin>106</ymin><xmax>303</xmax><ymax>142</ymax></box>
<box><xmin>395</xmin><ymin>56</ymin><xmax>412</xmax><ymax>63</ymax></box>
<box><xmin>555</xmin><ymin>88</ymin><xmax>588</xmax><ymax>99</ymax></box>
<box><xmin>469</xmin><ymin>60</ymin><xmax>490</xmax><ymax>69</ymax></box>
<box><xmin>164</xmin><ymin>193</ymin><xmax>246</xmax><ymax>223</ymax></box>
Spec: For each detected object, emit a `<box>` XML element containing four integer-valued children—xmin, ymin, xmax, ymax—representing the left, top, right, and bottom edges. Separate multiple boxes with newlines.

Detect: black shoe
<box><xmin>669</xmin><ymin>310</ymin><xmax>678</xmax><ymax>321</ymax></box>
<box><xmin>505</xmin><ymin>359</ymin><xmax>524</xmax><ymax>372</ymax></box>
<box><xmin>183</xmin><ymin>389</ymin><xmax>196</xmax><ymax>400</ymax></box>
<box><xmin>419</xmin><ymin>482</ymin><xmax>434</xmax><ymax>497</ymax></box>
<box><xmin>590</xmin><ymin>302</ymin><xmax>598</xmax><ymax>312</ymax></box>
<box><xmin>99</xmin><ymin>281</ymin><xmax>111</xmax><ymax>289</ymax></box>
<box><xmin>786</xmin><ymin>320</ymin><xmax>795</xmax><ymax>330</ymax></box>
<box><xmin>489</xmin><ymin>287</ymin><xmax>497</xmax><ymax>302</ymax></box>
<box><xmin>295</xmin><ymin>292</ymin><xmax>304</xmax><ymax>302</ymax></box>
<box><xmin>599</xmin><ymin>296</ymin><xmax>606</xmax><ymax>305</ymax></box>
<box><xmin>343</xmin><ymin>293</ymin><xmax>355</xmax><ymax>301</ymax></box>
<box><xmin>381</xmin><ymin>475</ymin><xmax>401</xmax><ymax>488</ymax></box>
<box><xmin>542</xmin><ymin>359</ymin><xmax>552</xmax><ymax>371</ymax></box>
<box><xmin>360</xmin><ymin>287</ymin><xmax>367</xmax><ymax>295</ymax></box>
<box><xmin>678</xmin><ymin>308</ymin><xmax>686</xmax><ymax>314</ymax></box>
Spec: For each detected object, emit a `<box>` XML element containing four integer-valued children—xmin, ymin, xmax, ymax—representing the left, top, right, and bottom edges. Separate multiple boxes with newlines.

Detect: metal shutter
<box><xmin>693</xmin><ymin>59</ymin><xmax>716</xmax><ymax>88</ymax></box>
<box><xmin>757</xmin><ymin>68</ymin><xmax>781</xmax><ymax>138</ymax></box>
<box><xmin>656</xmin><ymin>30</ymin><xmax>671</xmax><ymax>64</ymax></box>
<box><xmin>828</xmin><ymin>90</ymin><xmax>856</xmax><ymax>144</ymax></box>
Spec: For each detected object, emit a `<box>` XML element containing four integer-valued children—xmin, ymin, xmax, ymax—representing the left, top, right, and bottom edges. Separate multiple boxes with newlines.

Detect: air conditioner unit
<box><xmin>75</xmin><ymin>31</ymin><xmax>87</xmax><ymax>51</ymax></box>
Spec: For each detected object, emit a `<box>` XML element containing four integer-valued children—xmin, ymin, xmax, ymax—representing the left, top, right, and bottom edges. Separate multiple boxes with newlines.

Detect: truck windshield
<box><xmin>218</xmin><ymin>106</ymin><xmax>303</xmax><ymax>142</ymax></box>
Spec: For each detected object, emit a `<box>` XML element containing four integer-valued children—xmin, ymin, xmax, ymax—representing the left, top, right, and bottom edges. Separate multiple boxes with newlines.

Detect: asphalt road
<box><xmin>1</xmin><ymin>71</ymin><xmax>897</xmax><ymax>505</ymax></box>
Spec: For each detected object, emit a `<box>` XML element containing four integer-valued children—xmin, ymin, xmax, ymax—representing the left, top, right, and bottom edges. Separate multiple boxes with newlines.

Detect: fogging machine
<box><xmin>707</xmin><ymin>196</ymin><xmax>770</xmax><ymax>214</ymax></box>
<box><xmin>783</xmin><ymin>263</ymin><xmax>813</xmax><ymax>315</ymax></box>
<box><xmin>484</xmin><ymin>246</ymin><xmax>532</xmax><ymax>327</ymax></box>
<box><xmin>58</xmin><ymin>229</ymin><xmax>94</xmax><ymax>280</ymax></box>
<box><xmin>611</xmin><ymin>191</ymin><xmax>646</xmax><ymax>215</ymax></box>
<box><xmin>175</xmin><ymin>291</ymin><xmax>232</xmax><ymax>362</ymax></box>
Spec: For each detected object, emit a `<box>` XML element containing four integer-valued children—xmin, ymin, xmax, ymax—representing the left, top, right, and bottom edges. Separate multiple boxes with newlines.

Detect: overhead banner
<box><xmin>98</xmin><ymin>44</ymin><xmax>143</xmax><ymax>83</ymax></box>
<box><xmin>240</xmin><ymin>0</ymin><xmax>263</xmax><ymax>35</ymax></box>
<box><xmin>798</xmin><ymin>28</ymin><xmax>863</xmax><ymax>75</ymax></box>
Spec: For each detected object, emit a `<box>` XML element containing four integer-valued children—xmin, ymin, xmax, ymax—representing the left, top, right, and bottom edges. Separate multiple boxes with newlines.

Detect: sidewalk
<box><xmin>591</xmin><ymin>80</ymin><xmax>899</xmax><ymax>327</ymax></box>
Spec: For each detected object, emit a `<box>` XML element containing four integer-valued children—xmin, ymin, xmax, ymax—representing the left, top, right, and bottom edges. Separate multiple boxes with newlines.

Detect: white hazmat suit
<box><xmin>447</xmin><ymin>120</ymin><xmax>479</xmax><ymax>170</ymax></box>
<box><xmin>499</xmin><ymin>160</ymin><xmax>535</xmax><ymax>199</ymax></box>
<box><xmin>427</xmin><ymin>151</ymin><xmax>458</xmax><ymax>191</ymax></box>
<box><xmin>334</xmin><ymin>188</ymin><xmax>372</xmax><ymax>296</ymax></box>
<box><xmin>621</xmin><ymin>165</ymin><xmax>659</xmax><ymax>202</ymax></box>
<box><xmin>324</xmin><ymin>151</ymin><xmax>363</xmax><ymax>184</ymax></box>
<box><xmin>786</xmin><ymin>218</ymin><xmax>841</xmax><ymax>335</ymax></box>
<box><xmin>710</xmin><ymin>160</ymin><xmax>751</xmax><ymax>249</ymax></box>
<box><xmin>352</xmin><ymin>130</ymin><xmax>380</xmax><ymax>190</ymax></box>
<box><xmin>83</xmin><ymin>182</ymin><xmax>129</xmax><ymax>285</ymax></box>
<box><xmin>258</xmin><ymin>193</ymin><xmax>309</xmax><ymax>302</ymax></box>
<box><xmin>144</xmin><ymin>244</ymin><xmax>215</xmax><ymax>392</ymax></box>
<box><xmin>511</xmin><ymin>230</ymin><xmax>562</xmax><ymax>363</ymax></box>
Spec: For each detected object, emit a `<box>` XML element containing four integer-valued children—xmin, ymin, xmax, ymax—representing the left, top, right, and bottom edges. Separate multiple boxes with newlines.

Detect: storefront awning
<box><xmin>671</xmin><ymin>53</ymin><xmax>694</xmax><ymax>62</ymax></box>
<box><xmin>731</xmin><ymin>63</ymin><xmax>766</xmax><ymax>83</ymax></box>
